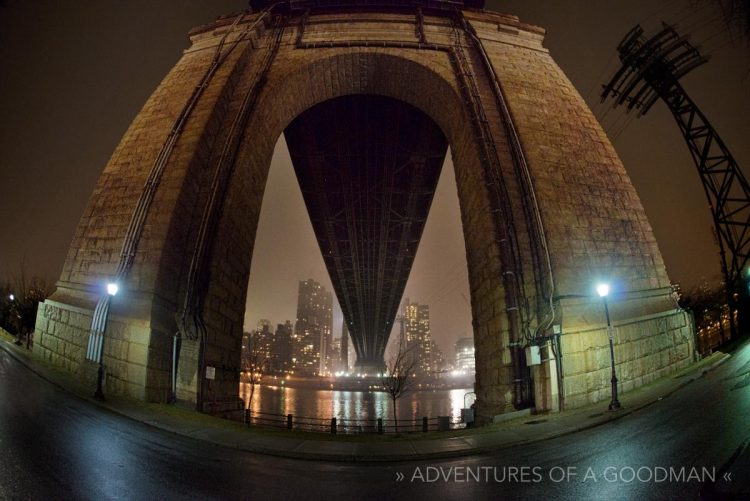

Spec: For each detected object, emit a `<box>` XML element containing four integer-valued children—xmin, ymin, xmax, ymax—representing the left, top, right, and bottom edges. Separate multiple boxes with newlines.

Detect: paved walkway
<box><xmin>0</xmin><ymin>330</ymin><xmax>733</xmax><ymax>463</ymax></box>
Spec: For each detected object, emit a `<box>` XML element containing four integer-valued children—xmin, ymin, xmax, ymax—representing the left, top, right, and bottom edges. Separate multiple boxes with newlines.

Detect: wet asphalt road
<box><xmin>1</xmin><ymin>344</ymin><xmax>749</xmax><ymax>501</ymax></box>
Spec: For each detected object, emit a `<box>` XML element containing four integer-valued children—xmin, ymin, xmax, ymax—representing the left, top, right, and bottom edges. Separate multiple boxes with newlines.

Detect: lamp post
<box><xmin>8</xmin><ymin>293</ymin><xmax>23</xmax><ymax>346</ymax></box>
<box><xmin>597</xmin><ymin>283</ymin><xmax>621</xmax><ymax>411</ymax></box>
<box><xmin>94</xmin><ymin>282</ymin><xmax>118</xmax><ymax>401</ymax></box>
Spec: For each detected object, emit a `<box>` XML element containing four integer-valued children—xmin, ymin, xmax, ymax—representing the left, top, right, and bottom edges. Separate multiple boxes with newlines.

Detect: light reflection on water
<box><xmin>240</xmin><ymin>383</ymin><xmax>474</xmax><ymax>422</ymax></box>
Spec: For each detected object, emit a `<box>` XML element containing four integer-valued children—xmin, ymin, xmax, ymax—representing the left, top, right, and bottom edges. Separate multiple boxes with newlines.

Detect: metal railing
<box><xmin>696</xmin><ymin>309</ymin><xmax>736</xmax><ymax>355</ymax></box>
<box><xmin>243</xmin><ymin>410</ymin><xmax>466</xmax><ymax>434</ymax></box>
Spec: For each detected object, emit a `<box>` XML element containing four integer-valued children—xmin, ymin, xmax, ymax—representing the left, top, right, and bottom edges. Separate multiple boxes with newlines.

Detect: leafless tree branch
<box><xmin>381</xmin><ymin>343</ymin><xmax>419</xmax><ymax>433</ymax></box>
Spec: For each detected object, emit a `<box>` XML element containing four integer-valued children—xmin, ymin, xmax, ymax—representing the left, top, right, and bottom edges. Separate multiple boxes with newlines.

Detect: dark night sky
<box><xmin>0</xmin><ymin>1</ymin><xmax>748</xmax><ymax>354</ymax></box>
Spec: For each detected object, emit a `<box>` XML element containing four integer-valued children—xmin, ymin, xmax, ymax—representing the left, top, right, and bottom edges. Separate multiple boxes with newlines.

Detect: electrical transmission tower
<box><xmin>601</xmin><ymin>23</ymin><xmax>750</xmax><ymax>337</ymax></box>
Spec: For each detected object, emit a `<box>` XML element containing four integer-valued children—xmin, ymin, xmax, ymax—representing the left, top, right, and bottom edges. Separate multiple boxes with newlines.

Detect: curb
<box><xmin>0</xmin><ymin>337</ymin><xmax>734</xmax><ymax>463</ymax></box>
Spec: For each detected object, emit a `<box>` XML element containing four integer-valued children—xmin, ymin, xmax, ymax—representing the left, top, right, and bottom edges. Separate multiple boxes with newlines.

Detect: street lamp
<box><xmin>94</xmin><ymin>282</ymin><xmax>118</xmax><ymax>401</ymax></box>
<box><xmin>597</xmin><ymin>283</ymin><xmax>621</xmax><ymax>411</ymax></box>
<box><xmin>8</xmin><ymin>293</ymin><xmax>23</xmax><ymax>346</ymax></box>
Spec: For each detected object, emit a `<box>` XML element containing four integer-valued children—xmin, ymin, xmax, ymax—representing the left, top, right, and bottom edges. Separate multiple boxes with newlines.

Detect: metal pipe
<box><xmin>460</xmin><ymin>13</ymin><xmax>556</xmax><ymax>337</ymax></box>
<box><xmin>550</xmin><ymin>332</ymin><xmax>564</xmax><ymax>412</ymax></box>
<box><xmin>171</xmin><ymin>333</ymin><xmax>178</xmax><ymax>403</ymax></box>
<box><xmin>93</xmin><ymin>296</ymin><xmax>112</xmax><ymax>401</ymax></box>
<box><xmin>448</xmin><ymin>11</ymin><xmax>528</xmax><ymax>408</ymax></box>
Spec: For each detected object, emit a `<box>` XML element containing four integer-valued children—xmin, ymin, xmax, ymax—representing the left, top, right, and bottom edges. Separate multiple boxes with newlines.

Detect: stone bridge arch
<box><xmin>35</xmin><ymin>5</ymin><xmax>694</xmax><ymax>424</ymax></box>
<box><xmin>165</xmin><ymin>44</ymin><xmax>521</xmax><ymax>418</ymax></box>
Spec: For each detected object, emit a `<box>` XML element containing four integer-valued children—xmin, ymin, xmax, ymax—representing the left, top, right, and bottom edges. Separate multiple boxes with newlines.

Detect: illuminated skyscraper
<box><xmin>403</xmin><ymin>298</ymin><xmax>432</xmax><ymax>377</ymax></box>
<box><xmin>256</xmin><ymin>319</ymin><xmax>273</xmax><ymax>361</ymax></box>
<box><xmin>293</xmin><ymin>279</ymin><xmax>333</xmax><ymax>376</ymax></box>
<box><xmin>455</xmin><ymin>336</ymin><xmax>475</xmax><ymax>375</ymax></box>
<box><xmin>240</xmin><ymin>319</ymin><xmax>273</xmax><ymax>372</ymax></box>
<box><xmin>340</xmin><ymin>321</ymin><xmax>349</xmax><ymax>373</ymax></box>
<box><xmin>272</xmin><ymin>321</ymin><xmax>294</xmax><ymax>374</ymax></box>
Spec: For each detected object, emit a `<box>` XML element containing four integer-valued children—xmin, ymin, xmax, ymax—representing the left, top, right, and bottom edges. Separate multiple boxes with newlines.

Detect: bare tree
<box><xmin>1</xmin><ymin>262</ymin><xmax>51</xmax><ymax>347</ymax></box>
<box><xmin>711</xmin><ymin>0</ymin><xmax>750</xmax><ymax>42</ymax></box>
<box><xmin>679</xmin><ymin>280</ymin><xmax>727</xmax><ymax>329</ymax></box>
<box><xmin>680</xmin><ymin>278</ymin><xmax>734</xmax><ymax>350</ymax></box>
<box><xmin>244</xmin><ymin>332</ymin><xmax>268</xmax><ymax>410</ymax></box>
<box><xmin>0</xmin><ymin>281</ymin><xmax>13</xmax><ymax>333</ymax></box>
<box><xmin>381</xmin><ymin>344</ymin><xmax>418</xmax><ymax>434</ymax></box>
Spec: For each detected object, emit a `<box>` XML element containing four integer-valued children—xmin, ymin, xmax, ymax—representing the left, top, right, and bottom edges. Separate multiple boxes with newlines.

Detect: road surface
<box><xmin>1</xmin><ymin>343</ymin><xmax>748</xmax><ymax>500</ymax></box>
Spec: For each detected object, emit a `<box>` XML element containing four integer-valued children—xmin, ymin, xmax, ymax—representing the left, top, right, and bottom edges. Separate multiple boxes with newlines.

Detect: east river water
<box><xmin>239</xmin><ymin>382</ymin><xmax>475</xmax><ymax>426</ymax></box>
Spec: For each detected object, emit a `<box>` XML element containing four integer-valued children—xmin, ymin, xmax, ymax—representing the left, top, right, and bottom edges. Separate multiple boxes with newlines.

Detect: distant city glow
<box><xmin>317</xmin><ymin>372</ymin><xmax>385</xmax><ymax>378</ymax></box>
<box><xmin>597</xmin><ymin>283</ymin><xmax>610</xmax><ymax>298</ymax></box>
<box><xmin>454</xmin><ymin>337</ymin><xmax>475</xmax><ymax>375</ymax></box>
<box><xmin>331</xmin><ymin>371</ymin><xmax>382</xmax><ymax>378</ymax></box>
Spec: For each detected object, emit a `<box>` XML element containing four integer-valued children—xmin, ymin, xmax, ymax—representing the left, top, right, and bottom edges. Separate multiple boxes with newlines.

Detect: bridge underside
<box><xmin>284</xmin><ymin>95</ymin><xmax>447</xmax><ymax>369</ymax></box>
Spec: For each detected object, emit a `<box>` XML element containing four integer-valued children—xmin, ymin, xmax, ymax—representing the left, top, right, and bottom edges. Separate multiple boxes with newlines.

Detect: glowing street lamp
<box><xmin>597</xmin><ymin>283</ymin><xmax>621</xmax><ymax>411</ymax></box>
<box><xmin>9</xmin><ymin>293</ymin><xmax>15</xmax><ymax>301</ymax></box>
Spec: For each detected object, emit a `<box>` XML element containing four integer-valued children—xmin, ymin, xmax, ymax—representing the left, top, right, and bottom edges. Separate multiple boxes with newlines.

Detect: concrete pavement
<box><xmin>0</xmin><ymin>329</ymin><xmax>736</xmax><ymax>463</ymax></box>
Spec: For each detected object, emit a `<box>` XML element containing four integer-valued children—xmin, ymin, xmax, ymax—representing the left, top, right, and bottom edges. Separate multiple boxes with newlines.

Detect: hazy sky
<box><xmin>0</xmin><ymin>1</ymin><xmax>748</xmax><ymax>355</ymax></box>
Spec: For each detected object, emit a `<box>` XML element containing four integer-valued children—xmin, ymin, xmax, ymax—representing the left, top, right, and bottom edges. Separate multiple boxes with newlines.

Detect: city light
<box><xmin>107</xmin><ymin>282</ymin><xmax>119</xmax><ymax>296</ymax></box>
<box><xmin>9</xmin><ymin>293</ymin><xmax>14</xmax><ymax>301</ymax></box>
<box><xmin>597</xmin><ymin>283</ymin><xmax>610</xmax><ymax>298</ymax></box>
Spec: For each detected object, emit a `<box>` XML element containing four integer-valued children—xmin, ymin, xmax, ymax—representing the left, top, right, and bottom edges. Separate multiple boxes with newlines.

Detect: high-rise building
<box><xmin>256</xmin><ymin>319</ymin><xmax>273</xmax><ymax>362</ymax></box>
<box><xmin>241</xmin><ymin>320</ymin><xmax>273</xmax><ymax>373</ymax></box>
<box><xmin>430</xmin><ymin>339</ymin><xmax>446</xmax><ymax>374</ymax></box>
<box><xmin>403</xmin><ymin>298</ymin><xmax>432</xmax><ymax>377</ymax></box>
<box><xmin>340</xmin><ymin>321</ymin><xmax>349</xmax><ymax>373</ymax></box>
<box><xmin>293</xmin><ymin>279</ymin><xmax>333</xmax><ymax>376</ymax></box>
<box><xmin>329</xmin><ymin>336</ymin><xmax>341</xmax><ymax>373</ymax></box>
<box><xmin>241</xmin><ymin>331</ymin><xmax>253</xmax><ymax>371</ymax></box>
<box><xmin>455</xmin><ymin>336</ymin><xmax>476</xmax><ymax>375</ymax></box>
<box><xmin>271</xmin><ymin>321</ymin><xmax>294</xmax><ymax>374</ymax></box>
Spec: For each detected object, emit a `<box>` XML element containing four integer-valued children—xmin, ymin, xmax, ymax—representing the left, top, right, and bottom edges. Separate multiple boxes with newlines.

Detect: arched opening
<box><xmin>239</xmin><ymin>89</ymin><xmax>476</xmax><ymax>423</ymax></box>
<box><xmin>175</xmin><ymin>50</ymin><xmax>510</xmax><ymax>417</ymax></box>
<box><xmin>240</xmin><ymin>148</ymin><xmax>475</xmax><ymax>425</ymax></box>
<box><xmin>284</xmin><ymin>94</ymin><xmax>447</xmax><ymax>372</ymax></box>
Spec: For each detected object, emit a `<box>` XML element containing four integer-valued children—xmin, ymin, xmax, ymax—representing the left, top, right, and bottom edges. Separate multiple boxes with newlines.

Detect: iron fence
<box><xmin>243</xmin><ymin>410</ymin><xmax>466</xmax><ymax>434</ymax></box>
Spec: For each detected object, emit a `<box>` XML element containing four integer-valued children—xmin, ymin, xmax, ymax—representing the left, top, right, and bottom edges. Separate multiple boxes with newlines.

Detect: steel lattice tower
<box><xmin>602</xmin><ymin>23</ymin><xmax>750</xmax><ymax>336</ymax></box>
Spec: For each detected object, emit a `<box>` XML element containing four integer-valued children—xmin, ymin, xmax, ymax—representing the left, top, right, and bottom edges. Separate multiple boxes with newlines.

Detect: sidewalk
<box><xmin>0</xmin><ymin>329</ymin><xmax>732</xmax><ymax>463</ymax></box>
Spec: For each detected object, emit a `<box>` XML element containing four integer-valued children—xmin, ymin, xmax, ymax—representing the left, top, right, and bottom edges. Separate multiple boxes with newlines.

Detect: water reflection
<box><xmin>240</xmin><ymin>383</ymin><xmax>473</xmax><ymax>423</ymax></box>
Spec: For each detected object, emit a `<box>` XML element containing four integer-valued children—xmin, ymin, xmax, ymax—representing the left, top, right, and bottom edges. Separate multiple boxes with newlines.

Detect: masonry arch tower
<box><xmin>35</xmin><ymin>1</ymin><xmax>694</xmax><ymax>423</ymax></box>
